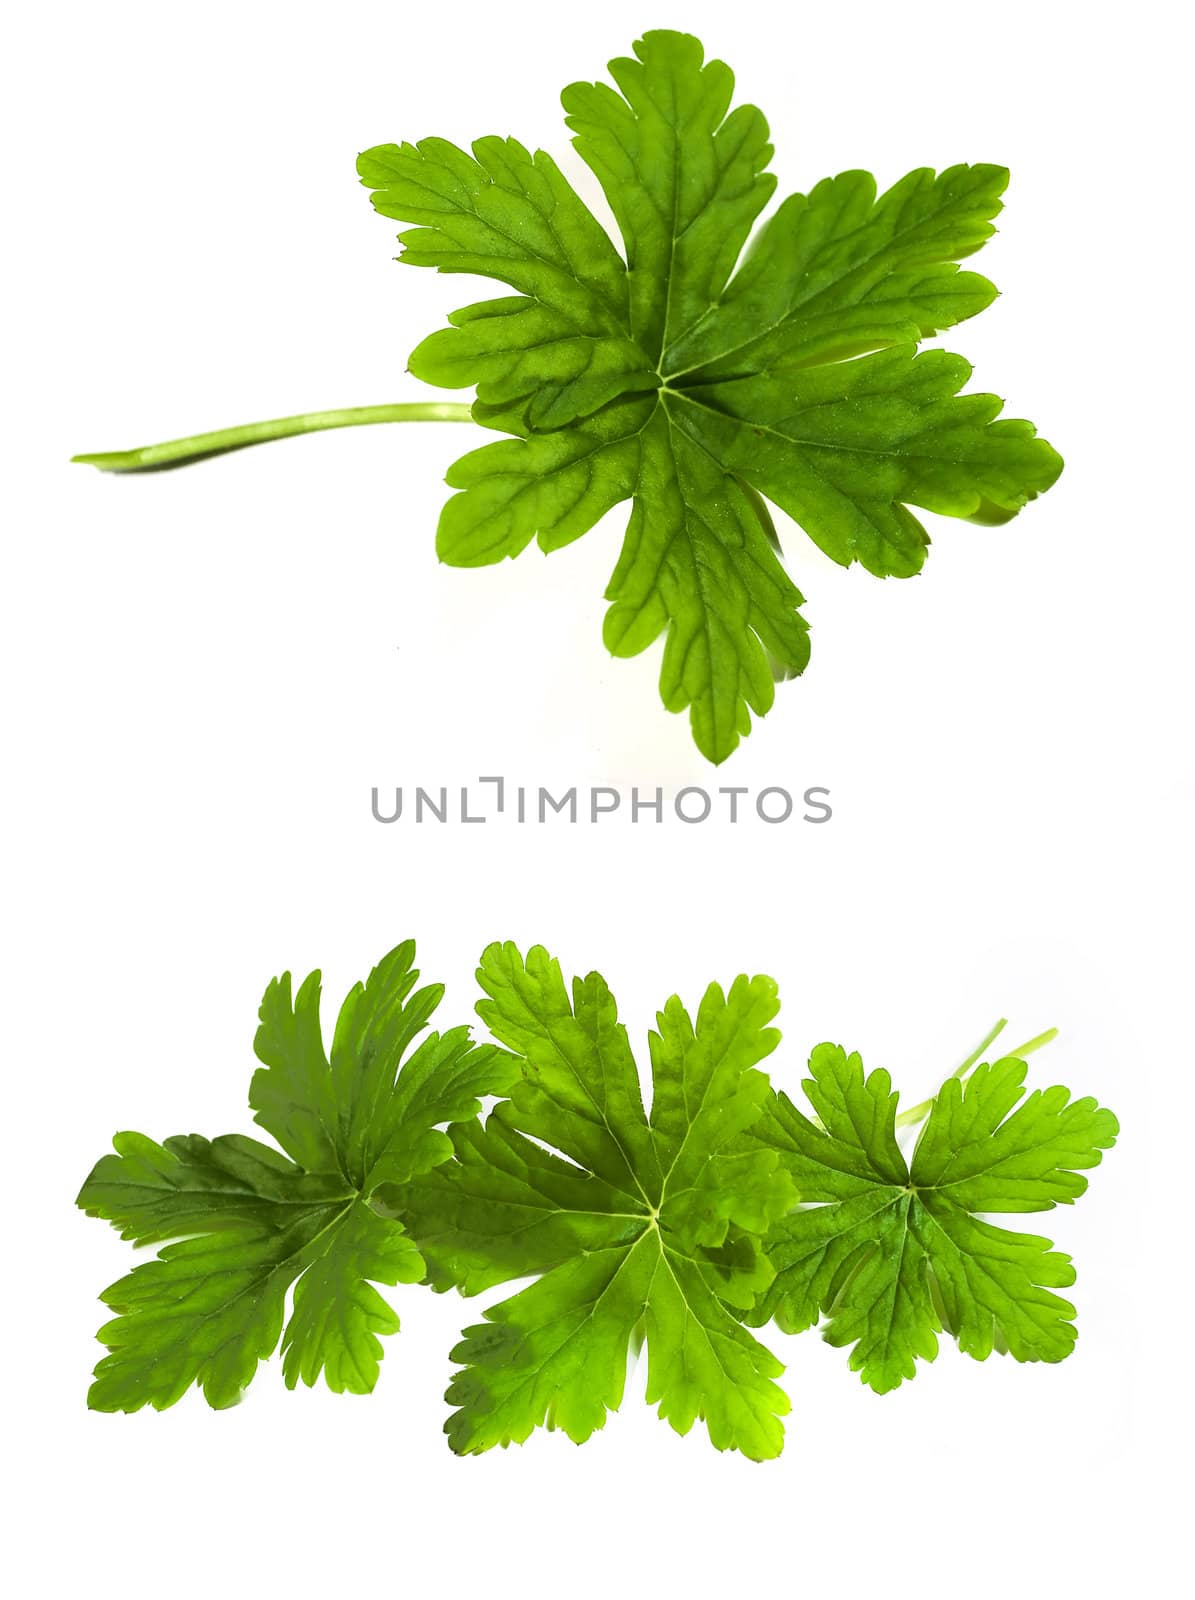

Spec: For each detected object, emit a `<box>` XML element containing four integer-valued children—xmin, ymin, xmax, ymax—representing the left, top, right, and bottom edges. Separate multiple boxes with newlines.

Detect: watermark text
<box><xmin>371</xmin><ymin>778</ymin><xmax>833</xmax><ymax>826</ymax></box>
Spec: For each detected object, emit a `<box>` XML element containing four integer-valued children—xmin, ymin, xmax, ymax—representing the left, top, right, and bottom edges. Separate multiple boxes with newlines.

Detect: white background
<box><xmin>3</xmin><ymin>0</ymin><xmax>1190</xmax><ymax>1592</ymax></box>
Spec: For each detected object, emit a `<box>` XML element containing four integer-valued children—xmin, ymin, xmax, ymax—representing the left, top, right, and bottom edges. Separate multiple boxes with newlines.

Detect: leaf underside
<box><xmin>359</xmin><ymin>28</ymin><xmax>1062</xmax><ymax>761</ymax></box>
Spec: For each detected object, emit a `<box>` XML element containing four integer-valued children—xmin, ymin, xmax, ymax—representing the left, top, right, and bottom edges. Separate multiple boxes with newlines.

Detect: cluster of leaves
<box><xmin>359</xmin><ymin>28</ymin><xmax>1062</xmax><ymax>761</ymax></box>
<box><xmin>79</xmin><ymin>940</ymin><xmax>1117</xmax><ymax>1458</ymax></box>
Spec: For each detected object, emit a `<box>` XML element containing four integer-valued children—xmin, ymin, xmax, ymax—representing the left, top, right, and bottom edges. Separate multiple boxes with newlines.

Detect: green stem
<box><xmin>1002</xmin><ymin>1025</ymin><xmax>1060</xmax><ymax>1059</ymax></box>
<box><xmin>895</xmin><ymin>1017</ymin><xmax>1009</xmax><ymax>1130</ymax></box>
<box><xmin>894</xmin><ymin>1016</ymin><xmax>1060</xmax><ymax>1135</ymax></box>
<box><xmin>71</xmin><ymin>402</ymin><xmax>476</xmax><ymax>472</ymax></box>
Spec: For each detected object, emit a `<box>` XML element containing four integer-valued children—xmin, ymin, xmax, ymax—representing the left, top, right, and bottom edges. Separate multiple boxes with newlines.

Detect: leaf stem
<box><xmin>1002</xmin><ymin>1025</ymin><xmax>1060</xmax><ymax>1059</ymax></box>
<box><xmin>894</xmin><ymin>1017</ymin><xmax>1061</xmax><ymax>1135</ymax></box>
<box><xmin>895</xmin><ymin>1017</ymin><xmax>1008</xmax><ymax>1130</ymax></box>
<box><xmin>71</xmin><ymin>402</ymin><xmax>476</xmax><ymax>473</ymax></box>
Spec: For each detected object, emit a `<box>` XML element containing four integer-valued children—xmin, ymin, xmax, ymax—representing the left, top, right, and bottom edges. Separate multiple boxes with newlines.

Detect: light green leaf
<box><xmin>280</xmin><ymin>1198</ymin><xmax>425</xmax><ymax>1394</ymax></box>
<box><xmin>386</xmin><ymin>944</ymin><xmax>795</xmax><ymax>1458</ymax></box>
<box><xmin>77</xmin><ymin>942</ymin><xmax>513</xmax><ymax>1410</ymax></box>
<box><xmin>746</xmin><ymin>1045</ymin><xmax>1118</xmax><ymax>1392</ymax></box>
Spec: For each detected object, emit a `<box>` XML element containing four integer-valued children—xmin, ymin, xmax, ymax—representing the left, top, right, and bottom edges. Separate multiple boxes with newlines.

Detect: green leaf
<box><xmin>385</xmin><ymin>943</ymin><xmax>795</xmax><ymax>1458</ymax></box>
<box><xmin>361</xmin><ymin>28</ymin><xmax>1061</xmax><ymax>761</ymax></box>
<box><xmin>562</xmin><ymin>29</ymin><xmax>775</xmax><ymax>357</ymax></box>
<box><xmin>745</xmin><ymin>1044</ymin><xmax>1118</xmax><ymax>1393</ymax></box>
<box><xmin>75</xmin><ymin>1130</ymin><xmax>347</xmax><ymax>1244</ymax></box>
<box><xmin>602</xmin><ymin>408</ymin><xmax>811</xmax><ymax>763</ymax></box>
<box><xmin>88</xmin><ymin>1221</ymin><xmax>330</xmax><ymax>1412</ymax></box>
<box><xmin>279</xmin><ymin>1199</ymin><xmax>425</xmax><ymax>1394</ymax></box>
<box><xmin>433</xmin><ymin>396</ymin><xmax>647</xmax><ymax>566</ymax></box>
<box><xmin>664</xmin><ymin>163</ymin><xmax>1006</xmax><ymax>378</ymax></box>
<box><xmin>77</xmin><ymin>942</ymin><xmax>514</xmax><ymax>1411</ymax></box>
<box><xmin>677</xmin><ymin>348</ymin><xmax>1061</xmax><ymax>577</ymax></box>
<box><xmin>358</xmin><ymin>136</ymin><xmax>654</xmax><ymax>432</ymax></box>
